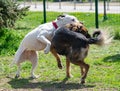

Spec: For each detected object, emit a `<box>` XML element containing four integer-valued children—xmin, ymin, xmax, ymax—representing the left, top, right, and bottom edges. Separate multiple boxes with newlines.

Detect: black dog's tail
<box><xmin>88</xmin><ymin>30</ymin><xmax>113</xmax><ymax>46</ymax></box>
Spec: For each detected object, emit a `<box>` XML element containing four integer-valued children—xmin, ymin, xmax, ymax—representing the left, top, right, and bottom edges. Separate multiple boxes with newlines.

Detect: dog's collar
<box><xmin>52</xmin><ymin>21</ymin><xmax>58</xmax><ymax>29</ymax></box>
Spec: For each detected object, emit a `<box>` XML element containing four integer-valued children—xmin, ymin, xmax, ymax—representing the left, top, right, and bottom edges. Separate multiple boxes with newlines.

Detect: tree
<box><xmin>0</xmin><ymin>0</ymin><xmax>29</xmax><ymax>28</ymax></box>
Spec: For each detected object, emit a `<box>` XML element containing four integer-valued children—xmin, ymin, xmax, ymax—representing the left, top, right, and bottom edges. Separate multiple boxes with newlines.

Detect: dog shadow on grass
<box><xmin>8</xmin><ymin>77</ymin><xmax>95</xmax><ymax>90</ymax></box>
<box><xmin>102</xmin><ymin>54</ymin><xmax>120</xmax><ymax>62</ymax></box>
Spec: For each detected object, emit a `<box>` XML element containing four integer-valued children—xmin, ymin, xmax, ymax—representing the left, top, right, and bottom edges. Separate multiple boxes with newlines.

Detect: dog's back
<box><xmin>52</xmin><ymin>27</ymin><xmax>112</xmax><ymax>62</ymax></box>
<box><xmin>52</xmin><ymin>27</ymin><xmax>89</xmax><ymax>56</ymax></box>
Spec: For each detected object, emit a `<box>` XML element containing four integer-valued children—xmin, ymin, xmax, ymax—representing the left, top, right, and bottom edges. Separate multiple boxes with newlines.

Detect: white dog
<box><xmin>11</xmin><ymin>14</ymin><xmax>79</xmax><ymax>78</ymax></box>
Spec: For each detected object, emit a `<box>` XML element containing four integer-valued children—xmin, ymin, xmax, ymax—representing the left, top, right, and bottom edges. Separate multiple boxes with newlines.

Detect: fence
<box><xmin>17</xmin><ymin>0</ymin><xmax>120</xmax><ymax>13</ymax></box>
<box><xmin>15</xmin><ymin>0</ymin><xmax>120</xmax><ymax>28</ymax></box>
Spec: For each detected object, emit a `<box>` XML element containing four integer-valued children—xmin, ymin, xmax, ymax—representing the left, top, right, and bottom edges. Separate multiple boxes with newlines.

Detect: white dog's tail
<box><xmin>10</xmin><ymin>44</ymin><xmax>25</xmax><ymax>67</ymax></box>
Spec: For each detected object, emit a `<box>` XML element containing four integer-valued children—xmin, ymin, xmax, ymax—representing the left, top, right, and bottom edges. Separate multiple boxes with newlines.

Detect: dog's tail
<box><xmin>10</xmin><ymin>44</ymin><xmax>25</xmax><ymax>67</ymax></box>
<box><xmin>88</xmin><ymin>30</ymin><xmax>113</xmax><ymax>46</ymax></box>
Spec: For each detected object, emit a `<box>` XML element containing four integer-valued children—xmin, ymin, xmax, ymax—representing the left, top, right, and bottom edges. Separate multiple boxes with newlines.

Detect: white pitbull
<box><xmin>11</xmin><ymin>14</ymin><xmax>79</xmax><ymax>78</ymax></box>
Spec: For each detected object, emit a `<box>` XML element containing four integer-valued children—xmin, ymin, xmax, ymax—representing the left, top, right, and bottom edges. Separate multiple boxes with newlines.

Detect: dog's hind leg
<box><xmin>15</xmin><ymin>63</ymin><xmax>21</xmax><ymax>78</ymax></box>
<box><xmin>80</xmin><ymin>66</ymin><xmax>84</xmax><ymax>76</ymax></box>
<box><xmin>66</xmin><ymin>58</ymin><xmax>73</xmax><ymax>78</ymax></box>
<box><xmin>28</xmin><ymin>51</ymin><xmax>38</xmax><ymax>78</ymax></box>
<box><xmin>15</xmin><ymin>56</ymin><xmax>25</xmax><ymax>78</ymax></box>
<box><xmin>79</xmin><ymin>61</ymin><xmax>89</xmax><ymax>84</ymax></box>
<box><xmin>70</xmin><ymin>60</ymin><xmax>89</xmax><ymax>84</ymax></box>
<box><xmin>50</xmin><ymin>46</ymin><xmax>62</xmax><ymax>69</ymax></box>
<box><xmin>14</xmin><ymin>50</ymin><xmax>27</xmax><ymax>78</ymax></box>
<box><xmin>15</xmin><ymin>50</ymin><xmax>38</xmax><ymax>78</ymax></box>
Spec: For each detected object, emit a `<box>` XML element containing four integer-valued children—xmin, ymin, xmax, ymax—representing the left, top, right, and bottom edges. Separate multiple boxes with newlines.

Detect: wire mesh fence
<box><xmin>15</xmin><ymin>0</ymin><xmax>120</xmax><ymax>14</ymax></box>
<box><xmin>14</xmin><ymin>0</ymin><xmax>120</xmax><ymax>28</ymax></box>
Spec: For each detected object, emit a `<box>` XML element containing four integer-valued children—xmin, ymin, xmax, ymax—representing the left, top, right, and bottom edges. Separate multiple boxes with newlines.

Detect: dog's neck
<box><xmin>52</xmin><ymin>21</ymin><xmax>58</xmax><ymax>29</ymax></box>
<box><xmin>53</xmin><ymin>19</ymin><xmax>65</xmax><ymax>28</ymax></box>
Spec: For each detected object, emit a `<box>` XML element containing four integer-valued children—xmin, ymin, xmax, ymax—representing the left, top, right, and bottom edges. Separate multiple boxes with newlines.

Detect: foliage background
<box><xmin>0</xmin><ymin>0</ymin><xmax>29</xmax><ymax>28</ymax></box>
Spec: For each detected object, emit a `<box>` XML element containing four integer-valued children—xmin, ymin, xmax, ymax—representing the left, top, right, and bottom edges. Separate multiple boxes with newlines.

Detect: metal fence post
<box><xmin>74</xmin><ymin>0</ymin><xmax>76</xmax><ymax>10</ymax></box>
<box><xmin>107</xmin><ymin>0</ymin><xmax>110</xmax><ymax>10</ymax></box>
<box><xmin>95</xmin><ymin>0</ymin><xmax>99</xmax><ymax>28</ymax></box>
<box><xmin>35</xmin><ymin>0</ymin><xmax>37</xmax><ymax>8</ymax></box>
<box><xmin>103</xmin><ymin>0</ymin><xmax>107</xmax><ymax>21</ymax></box>
<box><xmin>59</xmin><ymin>0</ymin><xmax>61</xmax><ymax>9</ymax></box>
<box><xmin>46</xmin><ymin>0</ymin><xmax>49</xmax><ymax>9</ymax></box>
<box><xmin>43</xmin><ymin>0</ymin><xmax>46</xmax><ymax>23</ymax></box>
<box><xmin>24</xmin><ymin>0</ymin><xmax>26</xmax><ymax>7</ymax></box>
<box><xmin>90</xmin><ymin>0</ymin><xmax>93</xmax><ymax>10</ymax></box>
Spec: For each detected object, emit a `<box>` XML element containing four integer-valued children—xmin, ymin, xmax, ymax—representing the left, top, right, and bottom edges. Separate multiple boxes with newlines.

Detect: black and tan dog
<box><xmin>50</xmin><ymin>23</ymin><xmax>112</xmax><ymax>84</ymax></box>
<box><xmin>50</xmin><ymin>22</ymin><xmax>91</xmax><ymax>69</ymax></box>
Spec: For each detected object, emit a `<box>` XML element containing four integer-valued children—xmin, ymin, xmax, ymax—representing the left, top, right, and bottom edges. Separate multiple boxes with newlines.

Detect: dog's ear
<box><xmin>57</xmin><ymin>14</ymin><xmax>65</xmax><ymax>18</ymax></box>
<box><xmin>57</xmin><ymin>14</ymin><xmax>65</xmax><ymax>20</ymax></box>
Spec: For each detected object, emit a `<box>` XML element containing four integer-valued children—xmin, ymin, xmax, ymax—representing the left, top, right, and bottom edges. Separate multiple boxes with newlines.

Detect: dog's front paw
<box><xmin>80</xmin><ymin>78</ymin><xmax>85</xmax><ymax>84</ymax></box>
<box><xmin>58</xmin><ymin>63</ymin><xmax>63</xmax><ymax>69</ymax></box>
<box><xmin>30</xmin><ymin>75</ymin><xmax>39</xmax><ymax>79</ymax></box>
<box><xmin>44</xmin><ymin>48</ymin><xmax>50</xmax><ymax>54</ymax></box>
<box><xmin>66</xmin><ymin>74</ymin><xmax>73</xmax><ymax>78</ymax></box>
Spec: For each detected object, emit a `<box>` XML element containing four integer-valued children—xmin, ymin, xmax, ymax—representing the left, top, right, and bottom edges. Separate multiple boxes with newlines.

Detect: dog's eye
<box><xmin>72</xmin><ymin>19</ymin><xmax>75</xmax><ymax>21</ymax></box>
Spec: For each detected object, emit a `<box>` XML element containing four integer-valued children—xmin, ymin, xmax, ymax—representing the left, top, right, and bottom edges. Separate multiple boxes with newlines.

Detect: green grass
<box><xmin>0</xmin><ymin>12</ymin><xmax>120</xmax><ymax>91</ymax></box>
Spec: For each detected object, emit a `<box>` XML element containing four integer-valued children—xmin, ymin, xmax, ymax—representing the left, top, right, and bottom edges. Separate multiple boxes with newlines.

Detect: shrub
<box><xmin>0</xmin><ymin>0</ymin><xmax>29</xmax><ymax>28</ymax></box>
<box><xmin>114</xmin><ymin>28</ymin><xmax>120</xmax><ymax>40</ymax></box>
<box><xmin>0</xmin><ymin>28</ymin><xmax>24</xmax><ymax>55</ymax></box>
